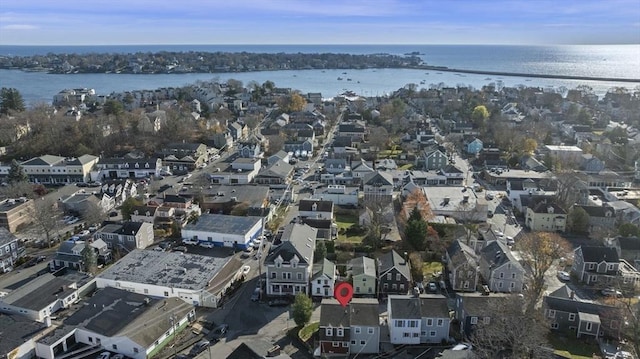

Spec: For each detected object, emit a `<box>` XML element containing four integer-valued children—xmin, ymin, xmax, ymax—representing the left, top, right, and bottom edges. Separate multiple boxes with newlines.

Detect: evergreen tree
<box><xmin>7</xmin><ymin>159</ymin><xmax>28</xmax><ymax>184</ymax></box>
<box><xmin>0</xmin><ymin>88</ymin><xmax>25</xmax><ymax>115</ymax></box>
<box><xmin>405</xmin><ymin>207</ymin><xmax>428</xmax><ymax>250</ymax></box>
<box><xmin>81</xmin><ymin>241</ymin><xmax>98</xmax><ymax>275</ymax></box>
<box><xmin>314</xmin><ymin>241</ymin><xmax>327</xmax><ymax>263</ymax></box>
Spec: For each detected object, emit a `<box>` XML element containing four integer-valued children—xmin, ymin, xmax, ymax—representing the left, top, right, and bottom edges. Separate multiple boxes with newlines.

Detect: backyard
<box><xmin>335</xmin><ymin>213</ymin><xmax>365</xmax><ymax>244</ymax></box>
<box><xmin>547</xmin><ymin>334</ymin><xmax>601</xmax><ymax>359</ymax></box>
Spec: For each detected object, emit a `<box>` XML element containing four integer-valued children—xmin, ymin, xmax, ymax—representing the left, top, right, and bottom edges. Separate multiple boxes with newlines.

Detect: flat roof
<box><xmin>183</xmin><ymin>213</ymin><xmax>261</xmax><ymax>235</ymax></box>
<box><xmin>2</xmin><ymin>273</ymin><xmax>79</xmax><ymax>311</ymax></box>
<box><xmin>98</xmin><ymin>249</ymin><xmax>230</xmax><ymax>291</ymax></box>
<box><xmin>423</xmin><ymin>186</ymin><xmax>483</xmax><ymax>211</ymax></box>
<box><xmin>0</xmin><ymin>313</ymin><xmax>47</xmax><ymax>353</ymax></box>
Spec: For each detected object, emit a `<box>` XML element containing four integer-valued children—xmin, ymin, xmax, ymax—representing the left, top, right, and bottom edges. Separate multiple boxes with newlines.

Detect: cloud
<box><xmin>2</xmin><ymin>24</ymin><xmax>37</xmax><ymax>30</ymax></box>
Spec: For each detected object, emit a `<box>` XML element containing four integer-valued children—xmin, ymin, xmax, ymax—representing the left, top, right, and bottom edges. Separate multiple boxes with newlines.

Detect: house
<box><xmin>607</xmin><ymin>236</ymin><xmax>640</xmax><ymax>271</ymax></box>
<box><xmin>454</xmin><ymin>293</ymin><xmax>510</xmax><ymax>338</ymax></box>
<box><xmin>572</xmin><ymin>204</ymin><xmax>616</xmax><ymax>232</ymax></box>
<box><xmin>466</xmin><ymin>138</ymin><xmax>483</xmax><ymax>155</ymax></box>
<box><xmin>96</xmin><ymin>249</ymin><xmax>244</xmax><ymax>308</ymax></box>
<box><xmin>94</xmin><ymin>222</ymin><xmax>154</xmax><ymax>253</ymax></box>
<box><xmin>580</xmin><ymin>154</ymin><xmax>605</xmax><ymax>173</ymax></box>
<box><xmin>419</xmin><ymin>149</ymin><xmax>448</xmax><ymax>171</ymax></box>
<box><xmin>337</xmin><ymin>123</ymin><xmax>366</xmax><ymax>140</ymax></box>
<box><xmin>378</xmin><ymin>250</ymin><xmax>412</xmax><ymax>296</ymax></box>
<box><xmin>265</xmin><ymin>224</ymin><xmax>316</xmax><ymax>297</ymax></box>
<box><xmin>51</xmin><ymin>239</ymin><xmax>111</xmax><ymax>271</ymax></box>
<box><xmin>95</xmin><ymin>157</ymin><xmax>162</xmax><ymax>179</ymax></box>
<box><xmin>0</xmin><ymin>271</ymin><xmax>91</xmax><ymax>323</ymax></box>
<box><xmin>267</xmin><ymin>150</ymin><xmax>291</xmax><ymax>166</ymax></box>
<box><xmin>324</xmin><ymin>158</ymin><xmax>349</xmax><ymax>174</ymax></box>
<box><xmin>311</xmin><ymin>259</ymin><xmax>338</xmax><ymax>298</ymax></box>
<box><xmin>544</xmin><ymin>285</ymin><xmax>621</xmax><ymax>339</ymax></box>
<box><xmin>478</xmin><ymin>241</ymin><xmax>525</xmax><ymax>293</ymax></box>
<box><xmin>439</xmin><ymin>164</ymin><xmax>465</xmax><ymax>186</ymax></box>
<box><xmin>387</xmin><ymin>294</ymin><xmax>451</xmax><ymax>345</ymax></box>
<box><xmin>237</xmin><ymin>141</ymin><xmax>263</xmax><ymax>159</ymax></box>
<box><xmin>208</xmin><ymin>157</ymin><xmax>261</xmax><ymax>185</ymax></box>
<box><xmin>254</xmin><ymin>159</ymin><xmax>293</xmax><ymax>186</ymax></box>
<box><xmin>300</xmin><ymin>218</ymin><xmax>335</xmax><ymax>241</ymax></box>
<box><xmin>298</xmin><ymin>199</ymin><xmax>334</xmax><ymax>220</ymax></box>
<box><xmin>130</xmin><ymin>205</ymin><xmax>158</xmax><ymax>224</ymax></box>
<box><xmin>319</xmin><ymin>298</ymin><xmax>380</xmax><ymax>357</ymax></box>
<box><xmin>157</xmin><ymin>142</ymin><xmax>208</xmax><ymax>173</ymax></box>
<box><xmin>0</xmin><ymin>228</ymin><xmax>21</xmax><ymax>273</ymax></box>
<box><xmin>0</xmin><ymin>314</ymin><xmax>48</xmax><ymax>359</ymax></box>
<box><xmin>348</xmin><ymin>256</ymin><xmax>377</xmax><ymax>297</ymax></box>
<box><xmin>351</xmin><ymin>159</ymin><xmax>374</xmax><ymax>178</ymax></box>
<box><xmin>0</xmin><ymin>198</ymin><xmax>34</xmax><ymax>234</ymax></box>
<box><xmin>571</xmin><ymin>245</ymin><xmax>640</xmax><ymax>287</ymax></box>
<box><xmin>34</xmin><ymin>287</ymin><xmax>195</xmax><ymax>359</ymax></box>
<box><xmin>181</xmin><ymin>213</ymin><xmax>262</xmax><ymax>250</ymax></box>
<box><xmin>227</xmin><ymin>339</ymin><xmax>291</xmax><ymax>359</ymax></box>
<box><xmin>445</xmin><ymin>239</ymin><xmax>480</xmax><ymax>292</ymax></box>
<box><xmin>525</xmin><ymin>200</ymin><xmax>567</xmax><ymax>232</ymax></box>
<box><xmin>228</xmin><ymin>122</ymin><xmax>248</xmax><ymax>140</ymax></box>
<box><xmin>283</xmin><ymin>139</ymin><xmax>313</xmax><ymax>155</ymax></box>
<box><xmin>59</xmin><ymin>192</ymin><xmax>114</xmax><ymax>217</ymax></box>
<box><xmin>199</xmin><ymin>185</ymin><xmax>269</xmax><ymax>217</ymax></box>
<box><xmin>100</xmin><ymin>179</ymin><xmax>138</xmax><ymax>205</ymax></box>
<box><xmin>362</xmin><ymin>171</ymin><xmax>394</xmax><ymax>201</ymax></box>
<box><xmin>312</xmin><ymin>185</ymin><xmax>359</xmax><ymax>206</ymax></box>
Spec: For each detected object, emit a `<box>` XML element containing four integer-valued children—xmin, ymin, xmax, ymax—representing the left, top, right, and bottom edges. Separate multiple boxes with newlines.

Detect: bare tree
<box><xmin>29</xmin><ymin>196</ymin><xmax>63</xmax><ymax>248</ymax></box>
<box><xmin>362</xmin><ymin>197</ymin><xmax>392</xmax><ymax>248</ymax></box>
<box><xmin>471</xmin><ymin>296</ymin><xmax>553</xmax><ymax>359</ymax></box>
<box><xmin>517</xmin><ymin>232</ymin><xmax>572</xmax><ymax>315</ymax></box>
<box><xmin>0</xmin><ymin>181</ymin><xmax>34</xmax><ymax>199</ymax></box>
<box><xmin>82</xmin><ymin>201</ymin><xmax>106</xmax><ymax>226</ymax></box>
<box><xmin>368</xmin><ymin>126</ymin><xmax>389</xmax><ymax>159</ymax></box>
<box><xmin>553</xmin><ymin>171</ymin><xmax>587</xmax><ymax>210</ymax></box>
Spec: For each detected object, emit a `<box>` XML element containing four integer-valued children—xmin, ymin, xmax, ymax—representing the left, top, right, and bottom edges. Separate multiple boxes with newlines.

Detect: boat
<box><xmin>420</xmin><ymin>80</ymin><xmax>426</xmax><ymax>84</ymax></box>
<box><xmin>485</xmin><ymin>77</ymin><xmax>492</xmax><ymax>80</ymax></box>
<box><xmin>436</xmin><ymin>72</ymin><xmax>442</xmax><ymax>74</ymax></box>
<box><xmin>346</xmin><ymin>78</ymin><xmax>352</xmax><ymax>81</ymax></box>
<box><xmin>342</xmin><ymin>72</ymin><xmax>347</xmax><ymax>74</ymax></box>
<box><xmin>337</xmin><ymin>77</ymin><xmax>343</xmax><ymax>80</ymax></box>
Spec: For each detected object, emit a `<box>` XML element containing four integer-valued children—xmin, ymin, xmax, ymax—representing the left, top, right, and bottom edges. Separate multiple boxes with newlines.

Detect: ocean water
<box><xmin>0</xmin><ymin>45</ymin><xmax>638</xmax><ymax>105</ymax></box>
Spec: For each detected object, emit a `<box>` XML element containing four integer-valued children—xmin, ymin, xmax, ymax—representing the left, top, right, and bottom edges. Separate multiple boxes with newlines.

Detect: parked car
<box><xmin>98</xmin><ymin>352</ymin><xmax>111</xmax><ymax>359</ymax></box>
<box><xmin>111</xmin><ymin>354</ymin><xmax>125</xmax><ymax>359</ymax></box>
<box><xmin>268</xmin><ymin>298</ymin><xmax>290</xmax><ymax>307</ymax></box>
<box><xmin>557</xmin><ymin>271</ymin><xmax>571</xmax><ymax>281</ymax></box>
<box><xmin>108</xmin><ymin>211</ymin><xmax>118</xmax><ymax>217</ymax></box>
<box><xmin>182</xmin><ymin>238</ymin><xmax>198</xmax><ymax>245</ymax></box>
<box><xmin>189</xmin><ymin>340</ymin><xmax>210</xmax><ymax>356</ymax></box>
<box><xmin>250</xmin><ymin>287</ymin><xmax>262</xmax><ymax>302</ymax></box>
<box><xmin>427</xmin><ymin>282</ymin><xmax>438</xmax><ymax>292</ymax></box>
<box><xmin>601</xmin><ymin>288</ymin><xmax>623</xmax><ymax>297</ymax></box>
<box><xmin>451</xmin><ymin>343</ymin><xmax>472</xmax><ymax>351</ymax></box>
<box><xmin>506</xmin><ymin>236</ymin><xmax>515</xmax><ymax>245</ymax></box>
<box><xmin>174</xmin><ymin>246</ymin><xmax>188</xmax><ymax>253</ymax></box>
<box><xmin>158</xmin><ymin>242</ymin><xmax>172</xmax><ymax>251</ymax></box>
<box><xmin>242</xmin><ymin>265</ymin><xmax>251</xmax><ymax>275</ymax></box>
<box><xmin>211</xmin><ymin>324</ymin><xmax>229</xmax><ymax>340</ymax></box>
<box><xmin>199</xmin><ymin>242</ymin><xmax>215</xmax><ymax>248</ymax></box>
<box><xmin>66</xmin><ymin>217</ymin><xmax>79</xmax><ymax>224</ymax></box>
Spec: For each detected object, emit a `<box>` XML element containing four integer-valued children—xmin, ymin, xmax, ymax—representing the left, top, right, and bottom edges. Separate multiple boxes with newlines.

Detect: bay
<box><xmin>1</xmin><ymin>44</ymin><xmax>638</xmax><ymax>105</ymax></box>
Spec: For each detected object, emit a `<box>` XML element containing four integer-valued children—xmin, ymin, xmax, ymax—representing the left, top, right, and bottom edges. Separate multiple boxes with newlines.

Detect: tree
<box><xmin>103</xmin><ymin>99</ymin><xmax>124</xmax><ymax>116</ymax></box>
<box><xmin>314</xmin><ymin>241</ymin><xmax>327</xmax><ymax>263</ymax></box>
<box><xmin>279</xmin><ymin>93</ymin><xmax>307</xmax><ymax>113</ymax></box>
<box><xmin>618</xmin><ymin>223</ymin><xmax>640</xmax><ymax>237</ymax></box>
<box><xmin>471</xmin><ymin>296</ymin><xmax>552</xmax><ymax>359</ymax></box>
<box><xmin>362</xmin><ymin>198</ymin><xmax>391</xmax><ymax>249</ymax></box>
<box><xmin>471</xmin><ymin>105</ymin><xmax>489</xmax><ymax>129</ymax></box>
<box><xmin>82</xmin><ymin>201</ymin><xmax>105</xmax><ymax>226</ymax></box>
<box><xmin>1</xmin><ymin>181</ymin><xmax>33</xmax><ymax>199</ymax></box>
<box><xmin>291</xmin><ymin>293</ymin><xmax>313</xmax><ymax>327</ymax></box>
<box><xmin>523</xmin><ymin>138</ymin><xmax>538</xmax><ymax>154</ymax></box>
<box><xmin>230</xmin><ymin>202</ymin><xmax>250</xmax><ymax>216</ymax></box>
<box><xmin>29</xmin><ymin>196</ymin><xmax>63</xmax><ymax>248</ymax></box>
<box><xmin>567</xmin><ymin>206</ymin><xmax>590</xmax><ymax>234</ymax></box>
<box><xmin>408</xmin><ymin>252</ymin><xmax>423</xmax><ymax>282</ymax></box>
<box><xmin>120</xmin><ymin>197</ymin><xmax>143</xmax><ymax>220</ymax></box>
<box><xmin>81</xmin><ymin>241</ymin><xmax>98</xmax><ymax>275</ymax></box>
<box><xmin>7</xmin><ymin>159</ymin><xmax>28</xmax><ymax>184</ymax></box>
<box><xmin>405</xmin><ymin>207</ymin><xmax>428</xmax><ymax>250</ymax></box>
<box><xmin>517</xmin><ymin>232</ymin><xmax>572</xmax><ymax>315</ymax></box>
<box><xmin>368</xmin><ymin>126</ymin><xmax>389</xmax><ymax>159</ymax></box>
<box><xmin>0</xmin><ymin>87</ymin><xmax>26</xmax><ymax>115</ymax></box>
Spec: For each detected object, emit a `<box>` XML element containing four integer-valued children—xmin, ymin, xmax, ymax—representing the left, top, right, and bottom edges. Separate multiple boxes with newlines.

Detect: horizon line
<box><xmin>1</xmin><ymin>43</ymin><xmax>639</xmax><ymax>47</ymax></box>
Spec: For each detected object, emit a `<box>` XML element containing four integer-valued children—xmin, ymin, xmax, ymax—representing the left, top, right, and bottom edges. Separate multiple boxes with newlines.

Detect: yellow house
<box><xmin>525</xmin><ymin>201</ymin><xmax>567</xmax><ymax>232</ymax></box>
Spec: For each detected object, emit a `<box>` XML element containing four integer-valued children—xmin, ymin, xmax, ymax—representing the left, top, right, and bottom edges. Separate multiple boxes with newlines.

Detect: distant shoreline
<box><xmin>415</xmin><ymin>65</ymin><xmax>640</xmax><ymax>83</ymax></box>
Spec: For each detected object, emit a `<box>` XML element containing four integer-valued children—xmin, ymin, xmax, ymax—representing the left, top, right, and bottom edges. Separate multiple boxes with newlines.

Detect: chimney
<box><xmin>570</xmin><ymin>291</ymin><xmax>575</xmax><ymax>300</ymax></box>
<box><xmin>267</xmin><ymin>345</ymin><xmax>281</xmax><ymax>357</ymax></box>
<box><xmin>403</xmin><ymin>252</ymin><xmax>408</xmax><ymax>265</ymax></box>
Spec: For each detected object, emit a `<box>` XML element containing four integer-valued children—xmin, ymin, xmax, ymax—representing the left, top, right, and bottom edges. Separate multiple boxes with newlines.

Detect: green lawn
<box><xmin>299</xmin><ymin>321</ymin><xmax>319</xmax><ymax>342</ymax></box>
<box><xmin>335</xmin><ymin>213</ymin><xmax>364</xmax><ymax>244</ymax></box>
<box><xmin>399</xmin><ymin>163</ymin><xmax>414</xmax><ymax>170</ymax></box>
<box><xmin>547</xmin><ymin>334</ymin><xmax>600</xmax><ymax>359</ymax></box>
<box><xmin>422</xmin><ymin>262</ymin><xmax>444</xmax><ymax>279</ymax></box>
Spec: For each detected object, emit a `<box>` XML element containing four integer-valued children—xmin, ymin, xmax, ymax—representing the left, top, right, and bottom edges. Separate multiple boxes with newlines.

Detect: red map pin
<box><xmin>334</xmin><ymin>282</ymin><xmax>354</xmax><ymax>307</ymax></box>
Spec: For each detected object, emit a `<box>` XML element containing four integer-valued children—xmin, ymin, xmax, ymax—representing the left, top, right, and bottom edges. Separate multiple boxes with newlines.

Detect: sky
<box><xmin>1</xmin><ymin>0</ymin><xmax>639</xmax><ymax>45</ymax></box>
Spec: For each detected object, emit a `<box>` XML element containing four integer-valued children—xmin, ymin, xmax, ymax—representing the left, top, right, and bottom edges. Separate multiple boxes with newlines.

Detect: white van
<box><xmin>182</xmin><ymin>238</ymin><xmax>198</xmax><ymax>245</ymax></box>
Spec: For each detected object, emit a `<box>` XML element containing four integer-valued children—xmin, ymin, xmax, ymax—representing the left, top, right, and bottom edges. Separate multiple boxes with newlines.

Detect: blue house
<box><xmin>466</xmin><ymin>138</ymin><xmax>483</xmax><ymax>155</ymax></box>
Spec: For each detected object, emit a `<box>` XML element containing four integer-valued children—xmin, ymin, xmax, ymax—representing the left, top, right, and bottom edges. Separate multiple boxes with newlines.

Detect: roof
<box><xmin>0</xmin><ymin>227</ymin><xmax>17</xmax><ymax>247</ymax></box>
<box><xmin>299</xmin><ymin>199</ymin><xmax>333</xmax><ymax>213</ymax></box>
<box><xmin>312</xmin><ymin>259</ymin><xmax>337</xmax><ymax>280</ymax></box>
<box><xmin>0</xmin><ymin>313</ymin><xmax>47</xmax><ymax>354</ymax></box>
<box><xmin>183</xmin><ymin>213</ymin><xmax>262</xmax><ymax>235</ymax></box>
<box><xmin>202</xmin><ymin>185</ymin><xmax>269</xmax><ymax>207</ymax></box>
<box><xmin>574</xmin><ymin>205</ymin><xmax>614</xmax><ymax>218</ymax></box>
<box><xmin>363</xmin><ymin>171</ymin><xmax>394</xmax><ymax>186</ymax></box>
<box><xmin>616</xmin><ymin>236</ymin><xmax>640</xmax><ymax>251</ymax></box>
<box><xmin>2</xmin><ymin>273</ymin><xmax>81</xmax><ymax>311</ymax></box>
<box><xmin>577</xmin><ymin>245</ymin><xmax>619</xmax><ymax>263</ymax></box>
<box><xmin>266</xmin><ymin>224</ymin><xmax>316</xmax><ymax>265</ymax></box>
<box><xmin>544</xmin><ymin>295</ymin><xmax>615</xmax><ymax>320</ymax></box>
<box><xmin>456</xmin><ymin>293</ymin><xmax>511</xmax><ymax>316</ymax></box>
<box><xmin>320</xmin><ymin>298</ymin><xmax>379</xmax><ymax>327</ymax></box>
<box><xmin>529</xmin><ymin>200</ymin><xmax>566</xmax><ymax>214</ymax></box>
<box><xmin>96</xmin><ymin>221</ymin><xmax>146</xmax><ymax>236</ymax></box>
<box><xmin>388</xmin><ymin>294</ymin><xmax>450</xmax><ymax>319</ymax></box>
<box><xmin>98</xmin><ymin>249</ymin><xmax>231</xmax><ymax>291</ymax></box>
<box><xmin>348</xmin><ymin>256</ymin><xmax>376</xmax><ymax>277</ymax></box>
<box><xmin>446</xmin><ymin>239</ymin><xmax>478</xmax><ymax>268</ymax></box>
<box><xmin>258</xmin><ymin>160</ymin><xmax>293</xmax><ymax>179</ymax></box>
<box><xmin>64</xmin><ymin>287</ymin><xmax>192</xmax><ymax>348</ymax></box>
<box><xmin>479</xmin><ymin>241</ymin><xmax>523</xmax><ymax>271</ymax></box>
<box><xmin>227</xmin><ymin>340</ymin><xmax>292</xmax><ymax>359</ymax></box>
<box><xmin>378</xmin><ymin>250</ymin><xmax>411</xmax><ymax>281</ymax></box>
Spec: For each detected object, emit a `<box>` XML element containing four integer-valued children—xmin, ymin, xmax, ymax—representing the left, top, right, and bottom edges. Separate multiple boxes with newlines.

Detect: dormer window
<box><xmin>275</xmin><ymin>255</ymin><xmax>283</xmax><ymax>268</ymax></box>
<box><xmin>291</xmin><ymin>255</ymin><xmax>300</xmax><ymax>268</ymax></box>
<box><xmin>312</xmin><ymin>203</ymin><xmax>317</xmax><ymax>211</ymax></box>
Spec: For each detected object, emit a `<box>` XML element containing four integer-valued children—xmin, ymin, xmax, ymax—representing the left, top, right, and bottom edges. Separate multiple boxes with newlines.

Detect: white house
<box><xmin>387</xmin><ymin>294</ymin><xmax>451</xmax><ymax>345</ymax></box>
<box><xmin>181</xmin><ymin>213</ymin><xmax>263</xmax><ymax>250</ymax></box>
<box><xmin>311</xmin><ymin>259</ymin><xmax>338</xmax><ymax>298</ymax></box>
<box><xmin>312</xmin><ymin>185</ymin><xmax>359</xmax><ymax>206</ymax></box>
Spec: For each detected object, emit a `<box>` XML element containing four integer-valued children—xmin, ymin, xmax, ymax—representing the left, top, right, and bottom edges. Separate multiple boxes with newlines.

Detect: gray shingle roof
<box><xmin>389</xmin><ymin>294</ymin><xmax>450</xmax><ymax>319</ymax></box>
<box><xmin>378</xmin><ymin>250</ymin><xmax>411</xmax><ymax>281</ymax></box>
<box><xmin>578</xmin><ymin>245</ymin><xmax>619</xmax><ymax>263</ymax></box>
<box><xmin>183</xmin><ymin>213</ymin><xmax>262</xmax><ymax>235</ymax></box>
<box><xmin>348</xmin><ymin>256</ymin><xmax>376</xmax><ymax>277</ymax></box>
<box><xmin>266</xmin><ymin>224</ymin><xmax>316</xmax><ymax>265</ymax></box>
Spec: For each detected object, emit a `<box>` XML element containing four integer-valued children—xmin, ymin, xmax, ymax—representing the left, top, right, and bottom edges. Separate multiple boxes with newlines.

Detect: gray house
<box><xmin>378</xmin><ymin>250</ymin><xmax>412</xmax><ymax>296</ymax></box>
<box><xmin>454</xmin><ymin>293</ymin><xmax>510</xmax><ymax>338</ymax></box>
<box><xmin>573</xmin><ymin>204</ymin><xmax>616</xmax><ymax>233</ymax></box>
<box><xmin>265</xmin><ymin>223</ymin><xmax>316</xmax><ymax>297</ymax></box>
<box><xmin>478</xmin><ymin>240</ymin><xmax>525</xmax><ymax>293</ymax></box>
<box><xmin>93</xmin><ymin>221</ymin><xmax>155</xmax><ymax>253</ymax></box>
<box><xmin>348</xmin><ymin>256</ymin><xmax>377</xmax><ymax>297</ymax></box>
<box><xmin>571</xmin><ymin>245</ymin><xmax>619</xmax><ymax>286</ymax></box>
<box><xmin>543</xmin><ymin>285</ymin><xmax>621</xmax><ymax>339</ymax></box>
<box><xmin>420</xmin><ymin>149</ymin><xmax>448</xmax><ymax>170</ymax></box>
<box><xmin>319</xmin><ymin>298</ymin><xmax>380</xmax><ymax>356</ymax></box>
<box><xmin>387</xmin><ymin>294</ymin><xmax>451</xmax><ymax>345</ymax></box>
<box><xmin>445</xmin><ymin>239</ymin><xmax>479</xmax><ymax>292</ymax></box>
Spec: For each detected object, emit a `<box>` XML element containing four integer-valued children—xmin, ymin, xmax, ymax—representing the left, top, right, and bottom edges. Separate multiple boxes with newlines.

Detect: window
<box><xmin>332</xmin><ymin>342</ymin><xmax>339</xmax><ymax>347</ymax></box>
<box><xmin>326</xmin><ymin>328</ymin><xmax>333</xmax><ymax>336</ymax></box>
<box><xmin>395</xmin><ymin>320</ymin><xmax>405</xmax><ymax>328</ymax></box>
<box><xmin>271</xmin><ymin>272</ymin><xmax>276</xmax><ymax>279</ymax></box>
<box><xmin>387</xmin><ymin>273</ymin><xmax>392</xmax><ymax>280</ymax></box>
<box><xmin>499</xmin><ymin>272</ymin><xmax>504</xmax><ymax>279</ymax></box>
<box><xmin>360</xmin><ymin>340</ymin><xmax>366</xmax><ymax>345</ymax></box>
<box><xmin>144</xmin><ymin>289</ymin><xmax>149</xmax><ymax>294</ymax></box>
<box><xmin>437</xmin><ymin>319</ymin><xmax>444</xmax><ymax>327</ymax></box>
<box><xmin>551</xmin><ymin>322</ymin><xmax>559</xmax><ymax>329</ymax></box>
<box><xmin>413</xmin><ymin>333</ymin><xmax>419</xmax><ymax>337</ymax></box>
<box><xmin>586</xmin><ymin>322</ymin><xmax>593</xmax><ymax>331</ymax></box>
<box><xmin>403</xmin><ymin>333</ymin><xmax>410</xmax><ymax>338</ymax></box>
<box><xmin>164</xmin><ymin>291</ymin><xmax>169</xmax><ymax>296</ymax></box>
<box><xmin>354</xmin><ymin>327</ymin><xmax>361</xmax><ymax>334</ymax></box>
<box><xmin>392</xmin><ymin>284</ymin><xmax>397</xmax><ymax>290</ymax></box>
<box><xmin>483</xmin><ymin>317</ymin><xmax>490</xmax><ymax>325</ymax></box>
<box><xmin>427</xmin><ymin>319</ymin><xmax>433</xmax><ymax>326</ymax></box>
<box><xmin>470</xmin><ymin>317</ymin><xmax>478</xmax><ymax>324</ymax></box>
<box><xmin>548</xmin><ymin>310</ymin><xmax>556</xmax><ymax>318</ymax></box>
<box><xmin>400</xmin><ymin>284</ymin><xmax>405</xmax><ymax>291</ymax></box>
<box><xmin>409</xmin><ymin>321</ymin><xmax>418</xmax><ymax>328</ymax></box>
<box><xmin>337</xmin><ymin>328</ymin><xmax>343</xmax><ymax>337</ymax></box>
<box><xmin>368</xmin><ymin>327</ymin><xmax>374</xmax><ymax>334</ymax></box>
<box><xmin>568</xmin><ymin>313</ymin><xmax>576</xmax><ymax>321</ymax></box>
<box><xmin>396</xmin><ymin>273</ymin><xmax>401</xmax><ymax>281</ymax></box>
<box><xmin>511</xmin><ymin>273</ymin><xmax>516</xmax><ymax>279</ymax></box>
<box><xmin>463</xmin><ymin>281</ymin><xmax>469</xmax><ymax>289</ymax></box>
<box><xmin>88</xmin><ymin>337</ymin><xmax>93</xmax><ymax>343</ymax></box>
<box><xmin>112</xmin><ymin>345</ymin><xmax>118</xmax><ymax>350</ymax></box>
<box><xmin>430</xmin><ymin>331</ymin><xmax>437</xmax><ymax>337</ymax></box>
<box><xmin>351</xmin><ymin>340</ymin><xmax>356</xmax><ymax>345</ymax></box>
<box><xmin>342</xmin><ymin>342</ymin><xmax>348</xmax><ymax>348</ymax></box>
